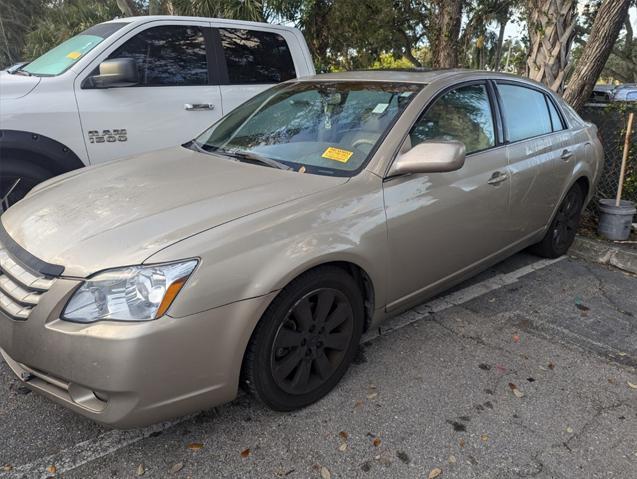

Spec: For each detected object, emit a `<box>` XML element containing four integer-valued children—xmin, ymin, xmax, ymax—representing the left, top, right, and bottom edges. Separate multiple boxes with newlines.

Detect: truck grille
<box><xmin>0</xmin><ymin>247</ymin><xmax>55</xmax><ymax>320</ymax></box>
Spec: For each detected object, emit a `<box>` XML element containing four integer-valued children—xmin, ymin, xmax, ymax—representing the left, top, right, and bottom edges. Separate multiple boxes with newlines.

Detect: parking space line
<box><xmin>1</xmin><ymin>257</ymin><xmax>564</xmax><ymax>478</ymax></box>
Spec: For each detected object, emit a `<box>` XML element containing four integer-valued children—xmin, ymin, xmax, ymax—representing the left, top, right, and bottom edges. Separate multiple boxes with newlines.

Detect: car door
<box><xmin>383</xmin><ymin>82</ymin><xmax>514</xmax><ymax>309</ymax></box>
<box><xmin>496</xmin><ymin>82</ymin><xmax>573</xmax><ymax>236</ymax></box>
<box><xmin>213</xmin><ymin>26</ymin><xmax>299</xmax><ymax>114</ymax></box>
<box><xmin>74</xmin><ymin>20</ymin><xmax>222</xmax><ymax>164</ymax></box>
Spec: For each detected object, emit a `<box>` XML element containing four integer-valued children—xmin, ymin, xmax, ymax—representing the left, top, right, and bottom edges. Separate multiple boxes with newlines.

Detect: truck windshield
<box><xmin>194</xmin><ymin>81</ymin><xmax>422</xmax><ymax>177</ymax></box>
<box><xmin>22</xmin><ymin>22</ymin><xmax>126</xmax><ymax>76</ymax></box>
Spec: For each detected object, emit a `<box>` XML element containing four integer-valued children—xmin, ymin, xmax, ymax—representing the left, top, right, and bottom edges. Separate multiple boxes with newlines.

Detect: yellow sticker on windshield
<box><xmin>322</xmin><ymin>147</ymin><xmax>353</xmax><ymax>163</ymax></box>
<box><xmin>66</xmin><ymin>51</ymin><xmax>82</xmax><ymax>60</ymax></box>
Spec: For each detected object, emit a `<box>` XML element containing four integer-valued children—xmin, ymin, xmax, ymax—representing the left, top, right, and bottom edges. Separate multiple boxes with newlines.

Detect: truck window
<box><xmin>219</xmin><ymin>28</ymin><xmax>296</xmax><ymax>84</ymax></box>
<box><xmin>108</xmin><ymin>25</ymin><xmax>208</xmax><ymax>86</ymax></box>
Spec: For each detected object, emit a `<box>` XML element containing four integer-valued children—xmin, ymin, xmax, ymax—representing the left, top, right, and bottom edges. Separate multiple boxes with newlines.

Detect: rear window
<box><xmin>23</xmin><ymin>23</ymin><xmax>126</xmax><ymax>76</ymax></box>
<box><xmin>219</xmin><ymin>28</ymin><xmax>296</xmax><ymax>84</ymax></box>
<box><xmin>497</xmin><ymin>84</ymin><xmax>552</xmax><ymax>142</ymax></box>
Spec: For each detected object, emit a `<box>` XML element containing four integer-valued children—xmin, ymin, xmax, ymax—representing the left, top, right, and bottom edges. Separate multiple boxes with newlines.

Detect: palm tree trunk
<box><xmin>563</xmin><ymin>0</ymin><xmax>632</xmax><ymax>111</ymax></box>
<box><xmin>525</xmin><ymin>0</ymin><xmax>577</xmax><ymax>93</ymax></box>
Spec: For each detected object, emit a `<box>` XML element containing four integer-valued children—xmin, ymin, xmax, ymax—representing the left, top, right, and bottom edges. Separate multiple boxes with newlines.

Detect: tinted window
<box><xmin>498</xmin><ymin>84</ymin><xmax>552</xmax><ymax>141</ymax></box>
<box><xmin>546</xmin><ymin>97</ymin><xmax>565</xmax><ymax>131</ymax></box>
<box><xmin>410</xmin><ymin>84</ymin><xmax>495</xmax><ymax>154</ymax></box>
<box><xmin>627</xmin><ymin>91</ymin><xmax>637</xmax><ymax>101</ymax></box>
<box><xmin>219</xmin><ymin>28</ymin><xmax>296</xmax><ymax>84</ymax></box>
<box><xmin>108</xmin><ymin>25</ymin><xmax>207</xmax><ymax>86</ymax></box>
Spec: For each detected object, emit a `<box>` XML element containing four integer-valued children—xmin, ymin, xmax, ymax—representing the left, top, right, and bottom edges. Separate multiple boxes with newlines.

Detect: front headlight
<box><xmin>62</xmin><ymin>260</ymin><xmax>198</xmax><ymax>323</ymax></box>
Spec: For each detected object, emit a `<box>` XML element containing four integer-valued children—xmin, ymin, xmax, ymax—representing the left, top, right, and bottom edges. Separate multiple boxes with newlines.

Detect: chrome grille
<box><xmin>0</xmin><ymin>247</ymin><xmax>55</xmax><ymax>320</ymax></box>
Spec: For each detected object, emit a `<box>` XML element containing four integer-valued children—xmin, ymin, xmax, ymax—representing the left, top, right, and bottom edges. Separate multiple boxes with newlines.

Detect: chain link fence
<box><xmin>580</xmin><ymin>104</ymin><xmax>637</xmax><ymax>220</ymax></box>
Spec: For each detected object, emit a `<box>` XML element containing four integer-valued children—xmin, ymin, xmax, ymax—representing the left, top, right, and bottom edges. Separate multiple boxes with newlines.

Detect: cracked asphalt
<box><xmin>1</xmin><ymin>253</ymin><xmax>636</xmax><ymax>478</ymax></box>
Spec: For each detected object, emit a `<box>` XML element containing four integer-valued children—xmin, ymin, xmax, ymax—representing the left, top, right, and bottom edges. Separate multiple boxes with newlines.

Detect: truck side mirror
<box><xmin>84</xmin><ymin>58</ymin><xmax>138</xmax><ymax>89</ymax></box>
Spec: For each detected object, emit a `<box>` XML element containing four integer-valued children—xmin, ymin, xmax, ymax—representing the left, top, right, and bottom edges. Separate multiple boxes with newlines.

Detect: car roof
<box><xmin>297</xmin><ymin>69</ymin><xmax>546</xmax><ymax>86</ymax></box>
<box><xmin>103</xmin><ymin>15</ymin><xmax>300</xmax><ymax>32</ymax></box>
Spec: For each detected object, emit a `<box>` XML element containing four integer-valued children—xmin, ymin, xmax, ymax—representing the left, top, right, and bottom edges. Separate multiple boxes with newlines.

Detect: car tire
<box><xmin>530</xmin><ymin>183</ymin><xmax>585</xmax><ymax>258</ymax></box>
<box><xmin>242</xmin><ymin>266</ymin><xmax>364</xmax><ymax>411</ymax></box>
<box><xmin>0</xmin><ymin>159</ymin><xmax>52</xmax><ymax>212</ymax></box>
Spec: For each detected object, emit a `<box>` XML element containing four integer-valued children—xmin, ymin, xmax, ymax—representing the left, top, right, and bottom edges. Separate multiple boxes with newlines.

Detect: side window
<box><xmin>498</xmin><ymin>84</ymin><xmax>552</xmax><ymax>141</ymax></box>
<box><xmin>546</xmin><ymin>96</ymin><xmax>565</xmax><ymax>132</ymax></box>
<box><xmin>219</xmin><ymin>28</ymin><xmax>296</xmax><ymax>84</ymax></box>
<box><xmin>410</xmin><ymin>84</ymin><xmax>496</xmax><ymax>154</ymax></box>
<box><xmin>108</xmin><ymin>25</ymin><xmax>208</xmax><ymax>86</ymax></box>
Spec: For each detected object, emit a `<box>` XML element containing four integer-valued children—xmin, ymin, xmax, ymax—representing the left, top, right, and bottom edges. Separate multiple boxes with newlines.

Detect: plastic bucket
<box><xmin>597</xmin><ymin>199</ymin><xmax>636</xmax><ymax>241</ymax></box>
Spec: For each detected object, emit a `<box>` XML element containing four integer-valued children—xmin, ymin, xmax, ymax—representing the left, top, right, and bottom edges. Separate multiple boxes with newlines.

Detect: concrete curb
<box><xmin>570</xmin><ymin>235</ymin><xmax>637</xmax><ymax>275</ymax></box>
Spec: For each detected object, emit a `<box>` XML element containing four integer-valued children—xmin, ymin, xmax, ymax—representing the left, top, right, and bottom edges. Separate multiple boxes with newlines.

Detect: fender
<box><xmin>0</xmin><ymin>129</ymin><xmax>85</xmax><ymax>175</ymax></box>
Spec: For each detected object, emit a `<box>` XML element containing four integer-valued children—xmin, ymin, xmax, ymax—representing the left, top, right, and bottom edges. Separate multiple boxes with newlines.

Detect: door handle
<box><xmin>487</xmin><ymin>171</ymin><xmax>508</xmax><ymax>186</ymax></box>
<box><xmin>184</xmin><ymin>103</ymin><xmax>215</xmax><ymax>111</ymax></box>
<box><xmin>560</xmin><ymin>149</ymin><xmax>573</xmax><ymax>161</ymax></box>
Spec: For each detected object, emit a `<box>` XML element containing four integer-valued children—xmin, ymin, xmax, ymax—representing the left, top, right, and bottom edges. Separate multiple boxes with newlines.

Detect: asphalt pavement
<box><xmin>1</xmin><ymin>253</ymin><xmax>636</xmax><ymax>479</ymax></box>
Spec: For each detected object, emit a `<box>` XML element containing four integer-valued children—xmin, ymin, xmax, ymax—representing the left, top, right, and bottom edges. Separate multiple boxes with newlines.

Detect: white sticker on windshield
<box><xmin>372</xmin><ymin>103</ymin><xmax>389</xmax><ymax>114</ymax></box>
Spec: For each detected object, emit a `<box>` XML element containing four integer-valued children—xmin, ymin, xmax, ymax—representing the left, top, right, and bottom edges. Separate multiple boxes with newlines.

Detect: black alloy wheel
<box><xmin>271</xmin><ymin>288</ymin><xmax>354</xmax><ymax>395</ymax></box>
<box><xmin>242</xmin><ymin>266</ymin><xmax>364</xmax><ymax>411</ymax></box>
<box><xmin>531</xmin><ymin>183</ymin><xmax>584</xmax><ymax>258</ymax></box>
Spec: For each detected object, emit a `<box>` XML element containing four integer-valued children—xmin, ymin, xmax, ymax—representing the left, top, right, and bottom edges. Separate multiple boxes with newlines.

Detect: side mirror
<box><xmin>387</xmin><ymin>140</ymin><xmax>466</xmax><ymax>177</ymax></box>
<box><xmin>85</xmin><ymin>58</ymin><xmax>138</xmax><ymax>88</ymax></box>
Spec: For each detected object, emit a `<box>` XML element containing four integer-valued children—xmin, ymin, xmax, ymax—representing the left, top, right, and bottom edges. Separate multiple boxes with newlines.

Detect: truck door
<box><xmin>74</xmin><ymin>20</ymin><xmax>222</xmax><ymax>164</ymax></box>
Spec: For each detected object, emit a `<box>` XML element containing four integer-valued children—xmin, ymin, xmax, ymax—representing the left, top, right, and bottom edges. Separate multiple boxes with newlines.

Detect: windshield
<box><xmin>195</xmin><ymin>81</ymin><xmax>422</xmax><ymax>176</ymax></box>
<box><xmin>22</xmin><ymin>22</ymin><xmax>126</xmax><ymax>76</ymax></box>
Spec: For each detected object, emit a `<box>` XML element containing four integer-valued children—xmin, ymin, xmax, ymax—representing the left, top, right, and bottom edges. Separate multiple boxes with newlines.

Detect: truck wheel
<box><xmin>530</xmin><ymin>183</ymin><xmax>584</xmax><ymax>258</ymax></box>
<box><xmin>0</xmin><ymin>159</ymin><xmax>52</xmax><ymax>212</ymax></box>
<box><xmin>242</xmin><ymin>266</ymin><xmax>364</xmax><ymax>411</ymax></box>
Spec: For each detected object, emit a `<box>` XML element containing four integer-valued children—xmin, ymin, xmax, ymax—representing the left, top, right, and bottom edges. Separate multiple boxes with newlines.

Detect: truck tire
<box><xmin>0</xmin><ymin>159</ymin><xmax>52</xmax><ymax>212</ymax></box>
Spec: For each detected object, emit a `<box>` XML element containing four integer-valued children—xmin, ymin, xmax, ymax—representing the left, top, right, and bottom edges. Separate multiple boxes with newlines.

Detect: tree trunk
<box><xmin>526</xmin><ymin>0</ymin><xmax>577</xmax><ymax>93</ymax></box>
<box><xmin>429</xmin><ymin>0</ymin><xmax>463</xmax><ymax>68</ymax></box>
<box><xmin>494</xmin><ymin>17</ymin><xmax>507</xmax><ymax>71</ymax></box>
<box><xmin>563</xmin><ymin>0</ymin><xmax>631</xmax><ymax>110</ymax></box>
<box><xmin>116</xmin><ymin>0</ymin><xmax>138</xmax><ymax>17</ymax></box>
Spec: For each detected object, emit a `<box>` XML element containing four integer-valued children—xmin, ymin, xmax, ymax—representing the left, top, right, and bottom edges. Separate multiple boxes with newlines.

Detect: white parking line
<box><xmin>1</xmin><ymin>256</ymin><xmax>564</xmax><ymax>479</ymax></box>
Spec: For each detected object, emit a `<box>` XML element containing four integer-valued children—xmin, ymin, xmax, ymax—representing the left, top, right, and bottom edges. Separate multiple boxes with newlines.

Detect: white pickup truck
<box><xmin>0</xmin><ymin>16</ymin><xmax>315</xmax><ymax>210</ymax></box>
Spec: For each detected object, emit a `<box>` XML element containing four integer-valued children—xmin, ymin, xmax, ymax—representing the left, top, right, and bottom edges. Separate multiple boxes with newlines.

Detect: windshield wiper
<box><xmin>220</xmin><ymin>149</ymin><xmax>292</xmax><ymax>171</ymax></box>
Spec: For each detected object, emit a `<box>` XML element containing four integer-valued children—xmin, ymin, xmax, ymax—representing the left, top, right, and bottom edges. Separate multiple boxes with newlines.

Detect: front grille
<box><xmin>0</xmin><ymin>247</ymin><xmax>55</xmax><ymax>320</ymax></box>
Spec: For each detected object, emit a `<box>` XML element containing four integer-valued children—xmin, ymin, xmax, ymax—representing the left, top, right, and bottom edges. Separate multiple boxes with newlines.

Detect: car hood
<box><xmin>1</xmin><ymin>147</ymin><xmax>347</xmax><ymax>277</ymax></box>
<box><xmin>0</xmin><ymin>71</ymin><xmax>41</xmax><ymax>99</ymax></box>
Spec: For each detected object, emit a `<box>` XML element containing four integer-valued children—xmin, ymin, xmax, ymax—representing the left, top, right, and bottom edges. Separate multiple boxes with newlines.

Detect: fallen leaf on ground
<box><xmin>459</xmin><ymin>438</ymin><xmax>465</xmax><ymax>448</ymax></box>
<box><xmin>618</xmin><ymin>352</ymin><xmax>627</xmax><ymax>356</ymax></box>
<box><xmin>448</xmin><ymin>455</ymin><xmax>456</xmax><ymax>464</ymax></box>
<box><xmin>628</xmin><ymin>381</ymin><xmax>637</xmax><ymax>389</ymax></box>
<box><xmin>495</xmin><ymin>364</ymin><xmax>508</xmax><ymax>373</ymax></box>
<box><xmin>338</xmin><ymin>443</ymin><xmax>348</xmax><ymax>452</ymax></box>
<box><xmin>187</xmin><ymin>442</ymin><xmax>204</xmax><ymax>450</ymax></box>
<box><xmin>548</xmin><ymin>362</ymin><xmax>555</xmax><ymax>370</ymax></box>
<box><xmin>372</xmin><ymin>437</ymin><xmax>382</xmax><ymax>447</ymax></box>
<box><xmin>339</xmin><ymin>431</ymin><xmax>349</xmax><ymax>440</ymax></box>
<box><xmin>428</xmin><ymin>467</ymin><xmax>442</xmax><ymax>478</ymax></box>
<box><xmin>480</xmin><ymin>434</ymin><xmax>489</xmax><ymax>442</ymax></box>
<box><xmin>512</xmin><ymin>334</ymin><xmax>520</xmax><ymax>343</ymax></box>
<box><xmin>240</xmin><ymin>448</ymin><xmax>251</xmax><ymax>458</ymax></box>
<box><xmin>575</xmin><ymin>303</ymin><xmax>590</xmax><ymax>312</ymax></box>
<box><xmin>367</xmin><ymin>392</ymin><xmax>378</xmax><ymax>399</ymax></box>
<box><xmin>136</xmin><ymin>463</ymin><xmax>146</xmax><ymax>476</ymax></box>
<box><xmin>2</xmin><ymin>465</ymin><xmax>12</xmax><ymax>472</ymax></box>
<box><xmin>353</xmin><ymin>400</ymin><xmax>364</xmax><ymax>409</ymax></box>
<box><xmin>320</xmin><ymin>466</ymin><xmax>331</xmax><ymax>479</ymax></box>
<box><xmin>566</xmin><ymin>427</ymin><xmax>574</xmax><ymax>433</ymax></box>
<box><xmin>170</xmin><ymin>462</ymin><xmax>184</xmax><ymax>474</ymax></box>
<box><xmin>47</xmin><ymin>465</ymin><xmax>57</xmax><ymax>474</ymax></box>
<box><xmin>508</xmin><ymin>383</ymin><xmax>524</xmax><ymax>398</ymax></box>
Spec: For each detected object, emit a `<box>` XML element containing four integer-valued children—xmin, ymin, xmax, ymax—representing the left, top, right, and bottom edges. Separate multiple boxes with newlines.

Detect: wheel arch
<box><xmin>0</xmin><ymin>129</ymin><xmax>85</xmax><ymax>176</ymax></box>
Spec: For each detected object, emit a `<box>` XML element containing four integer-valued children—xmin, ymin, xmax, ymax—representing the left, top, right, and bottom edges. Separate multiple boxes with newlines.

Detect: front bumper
<box><xmin>0</xmin><ymin>277</ymin><xmax>276</xmax><ymax>428</ymax></box>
